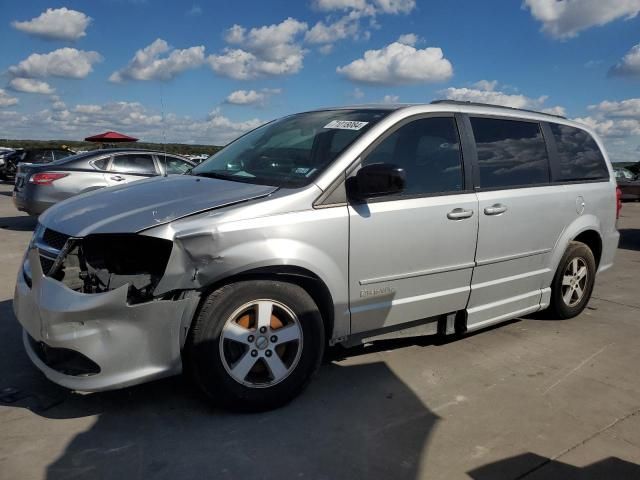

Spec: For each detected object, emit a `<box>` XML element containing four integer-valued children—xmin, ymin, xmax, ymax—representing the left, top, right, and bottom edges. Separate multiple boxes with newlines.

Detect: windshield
<box><xmin>191</xmin><ymin>109</ymin><xmax>391</xmax><ymax>188</ymax></box>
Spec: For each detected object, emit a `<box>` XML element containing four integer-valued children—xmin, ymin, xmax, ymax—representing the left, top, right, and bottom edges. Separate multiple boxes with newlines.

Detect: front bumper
<box><xmin>13</xmin><ymin>249</ymin><xmax>199</xmax><ymax>392</ymax></box>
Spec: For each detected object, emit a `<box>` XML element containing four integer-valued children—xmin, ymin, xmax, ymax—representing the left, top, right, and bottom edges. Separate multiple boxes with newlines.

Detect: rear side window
<box><xmin>471</xmin><ymin>117</ymin><xmax>550</xmax><ymax>188</ymax></box>
<box><xmin>362</xmin><ymin>116</ymin><xmax>464</xmax><ymax>195</ymax></box>
<box><xmin>549</xmin><ymin>124</ymin><xmax>609</xmax><ymax>181</ymax></box>
<box><xmin>111</xmin><ymin>154</ymin><xmax>156</xmax><ymax>174</ymax></box>
<box><xmin>161</xmin><ymin>156</ymin><xmax>192</xmax><ymax>174</ymax></box>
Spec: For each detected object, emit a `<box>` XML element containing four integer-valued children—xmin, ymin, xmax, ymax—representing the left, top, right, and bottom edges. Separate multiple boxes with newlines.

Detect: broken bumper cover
<box><xmin>13</xmin><ymin>249</ymin><xmax>199</xmax><ymax>392</ymax></box>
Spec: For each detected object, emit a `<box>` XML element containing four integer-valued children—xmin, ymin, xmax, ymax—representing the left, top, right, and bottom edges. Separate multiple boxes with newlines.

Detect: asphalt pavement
<box><xmin>0</xmin><ymin>181</ymin><xmax>638</xmax><ymax>480</ymax></box>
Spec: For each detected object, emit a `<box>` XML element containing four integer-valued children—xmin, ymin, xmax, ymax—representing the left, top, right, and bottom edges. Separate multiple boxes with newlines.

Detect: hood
<box><xmin>38</xmin><ymin>175</ymin><xmax>278</xmax><ymax>237</ymax></box>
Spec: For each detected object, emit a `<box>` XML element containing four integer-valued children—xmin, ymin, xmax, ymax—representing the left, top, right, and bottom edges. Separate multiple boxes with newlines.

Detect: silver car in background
<box><xmin>14</xmin><ymin>102</ymin><xmax>619</xmax><ymax>411</ymax></box>
<box><xmin>13</xmin><ymin>148</ymin><xmax>195</xmax><ymax>215</ymax></box>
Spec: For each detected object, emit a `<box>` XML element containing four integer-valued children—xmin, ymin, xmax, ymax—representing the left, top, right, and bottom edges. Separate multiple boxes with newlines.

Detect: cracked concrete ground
<box><xmin>0</xmin><ymin>182</ymin><xmax>638</xmax><ymax>480</ymax></box>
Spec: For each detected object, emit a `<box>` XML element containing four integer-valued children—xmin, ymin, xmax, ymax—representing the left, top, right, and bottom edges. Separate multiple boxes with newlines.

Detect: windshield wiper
<box><xmin>193</xmin><ymin>171</ymin><xmax>233</xmax><ymax>180</ymax></box>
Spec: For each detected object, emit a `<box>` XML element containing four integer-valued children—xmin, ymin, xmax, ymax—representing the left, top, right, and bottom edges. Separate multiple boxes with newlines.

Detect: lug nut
<box><xmin>270</xmin><ymin>335</ymin><xmax>277</xmax><ymax>343</ymax></box>
<box><xmin>247</xmin><ymin>335</ymin><xmax>255</xmax><ymax>342</ymax></box>
<box><xmin>259</xmin><ymin>326</ymin><xmax>267</xmax><ymax>334</ymax></box>
<box><xmin>265</xmin><ymin>350</ymin><xmax>272</xmax><ymax>357</ymax></box>
<box><xmin>251</xmin><ymin>350</ymin><xmax>258</xmax><ymax>357</ymax></box>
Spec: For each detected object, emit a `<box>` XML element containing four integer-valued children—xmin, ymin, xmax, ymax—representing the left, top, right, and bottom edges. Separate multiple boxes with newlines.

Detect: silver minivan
<box><xmin>14</xmin><ymin>101</ymin><xmax>619</xmax><ymax>411</ymax></box>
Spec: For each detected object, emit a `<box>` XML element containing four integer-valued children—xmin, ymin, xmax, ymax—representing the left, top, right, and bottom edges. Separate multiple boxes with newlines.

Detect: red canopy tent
<box><xmin>84</xmin><ymin>131</ymin><xmax>139</xmax><ymax>143</ymax></box>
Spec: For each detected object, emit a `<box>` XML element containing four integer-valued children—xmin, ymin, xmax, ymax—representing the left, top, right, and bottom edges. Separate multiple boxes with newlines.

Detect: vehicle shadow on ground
<box><xmin>618</xmin><ymin>228</ymin><xmax>640</xmax><ymax>252</ymax></box>
<box><xmin>0</xmin><ymin>298</ymin><xmax>440</xmax><ymax>480</ymax></box>
<box><xmin>0</xmin><ymin>214</ymin><xmax>37</xmax><ymax>231</ymax></box>
<box><xmin>467</xmin><ymin>452</ymin><xmax>640</xmax><ymax>479</ymax></box>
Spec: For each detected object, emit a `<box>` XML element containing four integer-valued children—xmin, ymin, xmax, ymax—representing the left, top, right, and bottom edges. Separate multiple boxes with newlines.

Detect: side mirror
<box><xmin>347</xmin><ymin>163</ymin><xmax>406</xmax><ymax>200</ymax></box>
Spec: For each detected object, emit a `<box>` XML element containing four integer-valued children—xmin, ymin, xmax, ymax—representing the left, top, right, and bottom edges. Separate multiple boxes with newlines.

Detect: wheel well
<box><xmin>198</xmin><ymin>266</ymin><xmax>335</xmax><ymax>343</ymax></box>
<box><xmin>573</xmin><ymin>230</ymin><xmax>602</xmax><ymax>268</ymax></box>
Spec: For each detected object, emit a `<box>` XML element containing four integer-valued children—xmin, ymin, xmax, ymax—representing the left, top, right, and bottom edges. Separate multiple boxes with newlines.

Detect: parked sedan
<box><xmin>614</xmin><ymin>167</ymin><xmax>640</xmax><ymax>201</ymax></box>
<box><xmin>13</xmin><ymin>148</ymin><xmax>195</xmax><ymax>216</ymax></box>
<box><xmin>0</xmin><ymin>148</ymin><xmax>75</xmax><ymax>181</ymax></box>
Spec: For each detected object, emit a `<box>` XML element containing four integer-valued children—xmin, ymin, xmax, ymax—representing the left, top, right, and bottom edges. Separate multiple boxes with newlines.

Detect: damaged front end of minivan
<box><xmin>14</xmin><ymin>225</ymin><xmax>201</xmax><ymax>391</ymax></box>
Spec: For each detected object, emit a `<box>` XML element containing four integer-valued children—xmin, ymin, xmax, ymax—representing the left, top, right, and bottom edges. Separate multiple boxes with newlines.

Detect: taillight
<box><xmin>28</xmin><ymin>172</ymin><xmax>69</xmax><ymax>185</ymax></box>
<box><xmin>616</xmin><ymin>186</ymin><xmax>622</xmax><ymax>219</ymax></box>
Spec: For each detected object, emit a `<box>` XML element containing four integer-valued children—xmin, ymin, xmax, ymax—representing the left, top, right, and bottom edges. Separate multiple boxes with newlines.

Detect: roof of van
<box><xmin>314</xmin><ymin>100</ymin><xmax>598</xmax><ymax>137</ymax></box>
<box><xmin>320</xmin><ymin>100</ymin><xmax>566</xmax><ymax>119</ymax></box>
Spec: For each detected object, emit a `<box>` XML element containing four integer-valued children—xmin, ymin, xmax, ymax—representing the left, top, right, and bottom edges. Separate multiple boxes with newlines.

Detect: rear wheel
<box><xmin>548</xmin><ymin>241</ymin><xmax>596</xmax><ymax>319</ymax></box>
<box><xmin>187</xmin><ymin>280</ymin><xmax>324</xmax><ymax>411</ymax></box>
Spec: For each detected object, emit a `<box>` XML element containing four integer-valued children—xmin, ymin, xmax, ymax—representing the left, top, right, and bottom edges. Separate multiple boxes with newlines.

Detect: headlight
<box><xmin>55</xmin><ymin>234</ymin><xmax>174</xmax><ymax>304</ymax></box>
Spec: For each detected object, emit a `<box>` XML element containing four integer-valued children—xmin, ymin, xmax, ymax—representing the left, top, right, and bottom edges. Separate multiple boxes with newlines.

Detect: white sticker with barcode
<box><xmin>323</xmin><ymin>120</ymin><xmax>369</xmax><ymax>130</ymax></box>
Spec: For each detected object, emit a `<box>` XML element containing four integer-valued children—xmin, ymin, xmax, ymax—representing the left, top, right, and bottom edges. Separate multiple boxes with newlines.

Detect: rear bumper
<box><xmin>13</xmin><ymin>249</ymin><xmax>199</xmax><ymax>392</ymax></box>
<box><xmin>12</xmin><ymin>192</ymin><xmax>52</xmax><ymax>216</ymax></box>
<box><xmin>598</xmin><ymin>229</ymin><xmax>620</xmax><ymax>274</ymax></box>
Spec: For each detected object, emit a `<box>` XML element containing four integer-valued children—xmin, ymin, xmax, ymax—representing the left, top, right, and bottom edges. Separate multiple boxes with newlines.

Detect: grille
<box><xmin>39</xmin><ymin>257</ymin><xmax>55</xmax><ymax>274</ymax></box>
<box><xmin>42</xmin><ymin>228</ymin><xmax>70</xmax><ymax>250</ymax></box>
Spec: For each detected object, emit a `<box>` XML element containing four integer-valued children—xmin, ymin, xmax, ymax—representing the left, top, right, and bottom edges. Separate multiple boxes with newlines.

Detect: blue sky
<box><xmin>0</xmin><ymin>0</ymin><xmax>639</xmax><ymax>162</ymax></box>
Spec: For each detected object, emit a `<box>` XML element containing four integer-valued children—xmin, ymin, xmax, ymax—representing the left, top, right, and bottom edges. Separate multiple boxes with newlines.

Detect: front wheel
<box><xmin>548</xmin><ymin>241</ymin><xmax>596</xmax><ymax>319</ymax></box>
<box><xmin>186</xmin><ymin>280</ymin><xmax>325</xmax><ymax>411</ymax></box>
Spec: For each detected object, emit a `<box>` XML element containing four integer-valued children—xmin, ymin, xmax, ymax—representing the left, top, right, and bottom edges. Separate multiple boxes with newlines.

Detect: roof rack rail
<box><xmin>430</xmin><ymin>99</ymin><xmax>566</xmax><ymax>119</ymax></box>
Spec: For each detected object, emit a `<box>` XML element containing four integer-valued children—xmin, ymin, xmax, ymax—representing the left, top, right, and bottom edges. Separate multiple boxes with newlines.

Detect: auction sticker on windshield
<box><xmin>324</xmin><ymin>120</ymin><xmax>369</xmax><ymax>130</ymax></box>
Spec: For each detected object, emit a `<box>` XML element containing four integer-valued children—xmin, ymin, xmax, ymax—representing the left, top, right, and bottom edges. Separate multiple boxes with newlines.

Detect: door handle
<box><xmin>484</xmin><ymin>204</ymin><xmax>508</xmax><ymax>215</ymax></box>
<box><xmin>110</xmin><ymin>175</ymin><xmax>125</xmax><ymax>181</ymax></box>
<box><xmin>447</xmin><ymin>208</ymin><xmax>474</xmax><ymax>220</ymax></box>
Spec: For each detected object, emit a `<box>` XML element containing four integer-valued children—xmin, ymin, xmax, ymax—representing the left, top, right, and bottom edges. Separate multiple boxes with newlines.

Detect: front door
<box><xmin>349</xmin><ymin>115</ymin><xmax>478</xmax><ymax>334</ymax></box>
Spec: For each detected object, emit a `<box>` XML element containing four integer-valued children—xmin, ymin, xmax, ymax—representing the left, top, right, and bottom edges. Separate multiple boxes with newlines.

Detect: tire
<box><xmin>547</xmin><ymin>241</ymin><xmax>596</xmax><ymax>319</ymax></box>
<box><xmin>187</xmin><ymin>279</ymin><xmax>325</xmax><ymax>412</ymax></box>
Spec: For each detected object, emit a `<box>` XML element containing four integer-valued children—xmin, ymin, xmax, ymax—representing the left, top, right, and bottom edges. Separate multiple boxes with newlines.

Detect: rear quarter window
<box><xmin>92</xmin><ymin>158</ymin><xmax>109</xmax><ymax>170</ymax></box>
<box><xmin>549</xmin><ymin>124</ymin><xmax>609</xmax><ymax>181</ymax></box>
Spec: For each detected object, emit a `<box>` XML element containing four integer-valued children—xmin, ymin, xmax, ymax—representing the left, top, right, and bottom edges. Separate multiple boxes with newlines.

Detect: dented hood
<box><xmin>38</xmin><ymin>175</ymin><xmax>278</xmax><ymax>237</ymax></box>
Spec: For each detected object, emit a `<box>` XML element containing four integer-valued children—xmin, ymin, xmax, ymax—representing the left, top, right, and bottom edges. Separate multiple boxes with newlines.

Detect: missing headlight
<box><xmin>54</xmin><ymin>234</ymin><xmax>173</xmax><ymax>304</ymax></box>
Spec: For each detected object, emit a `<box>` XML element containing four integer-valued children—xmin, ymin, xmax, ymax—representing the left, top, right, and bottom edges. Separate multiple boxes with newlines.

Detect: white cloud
<box><xmin>225</xmin><ymin>88</ymin><xmax>281</xmax><ymax>105</ymax></box>
<box><xmin>541</xmin><ymin>106</ymin><xmax>567</xmax><ymax>116</ymax></box>
<box><xmin>50</xmin><ymin>95</ymin><xmax>66</xmax><ymax>111</ymax></box>
<box><xmin>313</xmin><ymin>0</ymin><xmax>414</xmax><ymax>14</ymax></box>
<box><xmin>314</xmin><ymin>0</ymin><xmax>369</xmax><ymax>11</ymax></box>
<box><xmin>8</xmin><ymin>78</ymin><xmax>55</xmax><ymax>94</ymax></box>
<box><xmin>8</xmin><ymin>48</ymin><xmax>102</xmax><ymax>79</ymax></box>
<box><xmin>381</xmin><ymin>94</ymin><xmax>399</xmax><ymax>103</ymax></box>
<box><xmin>109</xmin><ymin>39</ymin><xmax>205</xmax><ymax>82</ymax></box>
<box><xmin>11</xmin><ymin>7</ymin><xmax>91</xmax><ymax>41</ymax></box>
<box><xmin>209</xmin><ymin>18</ymin><xmax>307</xmax><ymax>79</ymax></box>
<box><xmin>0</xmin><ymin>101</ymin><xmax>264</xmax><ymax>145</ymax></box>
<box><xmin>524</xmin><ymin>0</ymin><xmax>640</xmax><ymax>39</ymax></box>
<box><xmin>305</xmin><ymin>11</ymin><xmax>363</xmax><ymax>44</ymax></box>
<box><xmin>352</xmin><ymin>87</ymin><xmax>365</xmax><ymax>99</ymax></box>
<box><xmin>186</xmin><ymin>5</ymin><xmax>202</xmax><ymax>16</ymax></box>
<box><xmin>0</xmin><ymin>89</ymin><xmax>19</xmax><ymax>107</ymax></box>
<box><xmin>318</xmin><ymin>44</ymin><xmax>334</xmax><ymax>55</ymax></box>
<box><xmin>440</xmin><ymin>80</ymin><xmax>567</xmax><ymax>116</ymax></box>
<box><xmin>588</xmin><ymin>99</ymin><xmax>640</xmax><ymax>118</ymax></box>
<box><xmin>337</xmin><ymin>41</ymin><xmax>453</xmax><ymax>85</ymax></box>
<box><xmin>396</xmin><ymin>33</ymin><xmax>419</xmax><ymax>46</ymax></box>
<box><xmin>441</xmin><ymin>80</ymin><xmax>545</xmax><ymax>109</ymax></box>
<box><xmin>573</xmin><ymin>98</ymin><xmax>640</xmax><ymax>140</ymax></box>
<box><xmin>610</xmin><ymin>43</ymin><xmax>640</xmax><ymax>77</ymax></box>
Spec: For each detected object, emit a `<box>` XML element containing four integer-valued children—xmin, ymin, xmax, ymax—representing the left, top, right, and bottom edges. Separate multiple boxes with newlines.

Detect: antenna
<box><xmin>160</xmin><ymin>83</ymin><xmax>168</xmax><ymax>177</ymax></box>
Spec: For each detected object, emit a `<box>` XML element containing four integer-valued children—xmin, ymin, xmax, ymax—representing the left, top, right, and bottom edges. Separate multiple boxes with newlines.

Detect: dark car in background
<box><xmin>13</xmin><ymin>148</ymin><xmax>195</xmax><ymax>216</ymax></box>
<box><xmin>0</xmin><ymin>148</ymin><xmax>76</xmax><ymax>181</ymax></box>
<box><xmin>614</xmin><ymin>167</ymin><xmax>640</xmax><ymax>201</ymax></box>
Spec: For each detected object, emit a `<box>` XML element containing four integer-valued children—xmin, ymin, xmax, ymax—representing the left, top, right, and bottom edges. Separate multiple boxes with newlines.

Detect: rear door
<box><xmin>464</xmin><ymin>116</ymin><xmax>565</xmax><ymax>330</ymax></box>
<box><xmin>104</xmin><ymin>153</ymin><xmax>158</xmax><ymax>186</ymax></box>
<box><xmin>349</xmin><ymin>114</ymin><xmax>478</xmax><ymax>334</ymax></box>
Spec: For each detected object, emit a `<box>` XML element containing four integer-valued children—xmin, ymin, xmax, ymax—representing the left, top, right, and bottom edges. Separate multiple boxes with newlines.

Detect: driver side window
<box><xmin>362</xmin><ymin>117</ymin><xmax>464</xmax><ymax>196</ymax></box>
